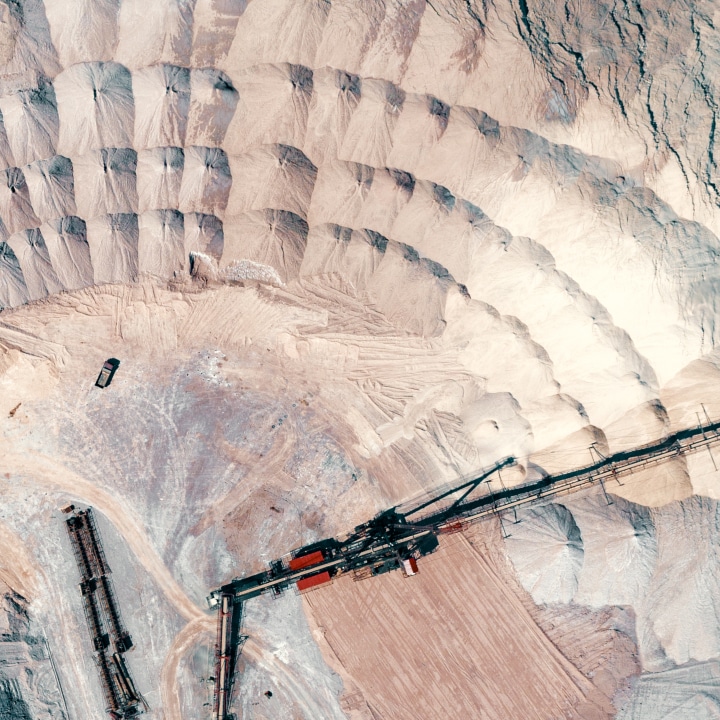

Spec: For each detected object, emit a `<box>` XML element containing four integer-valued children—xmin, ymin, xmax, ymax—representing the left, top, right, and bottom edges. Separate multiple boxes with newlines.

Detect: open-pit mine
<box><xmin>1</xmin><ymin>1</ymin><xmax>720</xmax><ymax>719</ymax></box>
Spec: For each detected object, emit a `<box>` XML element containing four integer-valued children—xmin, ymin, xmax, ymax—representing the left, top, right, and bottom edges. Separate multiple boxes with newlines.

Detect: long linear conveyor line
<box><xmin>212</xmin><ymin>416</ymin><xmax>720</xmax><ymax>605</ymax></box>
<box><xmin>437</xmin><ymin>419</ymin><xmax>720</xmax><ymax>526</ymax></box>
<box><xmin>207</xmin><ymin>417</ymin><xmax>720</xmax><ymax>720</ymax></box>
<box><xmin>64</xmin><ymin>506</ymin><xmax>146</xmax><ymax>719</ymax></box>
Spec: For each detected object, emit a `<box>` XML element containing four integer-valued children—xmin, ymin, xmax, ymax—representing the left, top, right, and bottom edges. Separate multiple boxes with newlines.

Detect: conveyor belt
<box><xmin>207</xmin><ymin>417</ymin><xmax>720</xmax><ymax>720</ymax></box>
<box><xmin>64</xmin><ymin>508</ymin><xmax>144</xmax><ymax>718</ymax></box>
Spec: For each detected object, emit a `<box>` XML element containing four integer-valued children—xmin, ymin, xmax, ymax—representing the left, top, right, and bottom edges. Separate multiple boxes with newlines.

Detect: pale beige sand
<box><xmin>2</xmin><ymin>1</ymin><xmax>720</xmax><ymax>718</ymax></box>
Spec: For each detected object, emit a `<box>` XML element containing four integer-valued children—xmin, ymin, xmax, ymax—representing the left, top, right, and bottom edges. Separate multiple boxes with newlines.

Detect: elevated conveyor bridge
<box><xmin>208</xmin><ymin>417</ymin><xmax>720</xmax><ymax>719</ymax></box>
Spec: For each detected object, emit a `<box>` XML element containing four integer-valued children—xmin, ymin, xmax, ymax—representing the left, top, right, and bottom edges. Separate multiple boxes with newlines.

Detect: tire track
<box><xmin>160</xmin><ymin>614</ymin><xmax>215</xmax><ymax>720</ymax></box>
<box><xmin>1</xmin><ymin>448</ymin><xmax>203</xmax><ymax>622</ymax></box>
<box><xmin>190</xmin><ymin>422</ymin><xmax>296</xmax><ymax>537</ymax></box>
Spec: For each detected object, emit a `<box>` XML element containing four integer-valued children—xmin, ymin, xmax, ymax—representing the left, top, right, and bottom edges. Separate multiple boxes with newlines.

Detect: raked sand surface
<box><xmin>2</xmin><ymin>1</ymin><xmax>720</xmax><ymax>719</ymax></box>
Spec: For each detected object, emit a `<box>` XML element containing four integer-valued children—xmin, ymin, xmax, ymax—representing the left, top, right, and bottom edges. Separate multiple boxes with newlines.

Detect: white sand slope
<box><xmin>0</xmin><ymin>3</ymin><xmax>717</xmax><ymax>468</ymax></box>
<box><xmin>505</xmin><ymin>492</ymin><xmax>720</xmax><ymax>671</ymax></box>
<box><xmin>2</xmin><ymin>2</ymin><xmax>720</xmax><ymax>718</ymax></box>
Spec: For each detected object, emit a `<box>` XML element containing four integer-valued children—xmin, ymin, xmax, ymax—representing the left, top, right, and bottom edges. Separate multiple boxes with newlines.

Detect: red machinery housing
<box><xmin>297</xmin><ymin>571</ymin><xmax>332</xmax><ymax>593</ymax></box>
<box><xmin>288</xmin><ymin>550</ymin><xmax>325</xmax><ymax>571</ymax></box>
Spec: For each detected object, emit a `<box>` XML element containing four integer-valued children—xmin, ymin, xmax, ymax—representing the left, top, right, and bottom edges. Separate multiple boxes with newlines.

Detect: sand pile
<box><xmin>1</xmin><ymin>0</ymin><xmax>720</xmax><ymax>499</ymax></box>
<box><xmin>504</xmin><ymin>504</ymin><xmax>584</xmax><ymax>603</ymax></box>
<box><xmin>0</xmin><ymin>1</ymin><xmax>719</xmax><ymax>475</ymax></box>
<box><xmin>505</xmin><ymin>492</ymin><xmax>720</xmax><ymax>670</ymax></box>
<box><xmin>2</xmin><ymin>1</ymin><xmax>720</xmax><ymax>718</ymax></box>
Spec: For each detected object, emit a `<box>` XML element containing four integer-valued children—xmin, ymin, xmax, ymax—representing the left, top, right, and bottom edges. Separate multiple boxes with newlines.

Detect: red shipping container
<box><xmin>288</xmin><ymin>550</ymin><xmax>325</xmax><ymax>571</ymax></box>
<box><xmin>297</xmin><ymin>571</ymin><xmax>332</xmax><ymax>593</ymax></box>
<box><xmin>401</xmin><ymin>557</ymin><xmax>419</xmax><ymax>576</ymax></box>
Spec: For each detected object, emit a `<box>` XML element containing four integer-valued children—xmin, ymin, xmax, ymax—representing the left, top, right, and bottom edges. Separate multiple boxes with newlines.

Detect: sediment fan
<box><xmin>3</xmin><ymin>2</ymin><xmax>720</xmax><ymax>720</ymax></box>
<box><xmin>1</xmin><ymin>1</ymin><xmax>720</xmax><ymax>388</ymax></box>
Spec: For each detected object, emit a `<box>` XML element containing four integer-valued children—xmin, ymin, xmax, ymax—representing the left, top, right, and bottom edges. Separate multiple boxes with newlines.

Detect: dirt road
<box><xmin>1</xmin><ymin>447</ymin><xmax>204</xmax><ymax>622</ymax></box>
<box><xmin>160</xmin><ymin>614</ymin><xmax>215</xmax><ymax>720</ymax></box>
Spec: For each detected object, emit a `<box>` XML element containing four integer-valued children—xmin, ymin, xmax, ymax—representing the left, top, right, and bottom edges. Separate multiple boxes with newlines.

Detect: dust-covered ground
<box><xmin>0</xmin><ymin>280</ymin><xmax>718</xmax><ymax>720</ymax></box>
<box><xmin>3</xmin><ymin>1</ymin><xmax>720</xmax><ymax>719</ymax></box>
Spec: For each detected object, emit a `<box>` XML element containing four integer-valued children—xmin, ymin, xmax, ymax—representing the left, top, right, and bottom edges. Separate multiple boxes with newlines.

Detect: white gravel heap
<box><xmin>505</xmin><ymin>493</ymin><xmax>720</xmax><ymax>670</ymax></box>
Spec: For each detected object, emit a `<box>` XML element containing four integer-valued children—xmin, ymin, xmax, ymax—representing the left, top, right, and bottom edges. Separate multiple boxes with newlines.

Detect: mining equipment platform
<box><xmin>95</xmin><ymin>358</ymin><xmax>120</xmax><ymax>389</ymax></box>
<box><xmin>206</xmin><ymin>416</ymin><xmax>720</xmax><ymax>720</ymax></box>
<box><xmin>64</xmin><ymin>506</ymin><xmax>147</xmax><ymax>719</ymax></box>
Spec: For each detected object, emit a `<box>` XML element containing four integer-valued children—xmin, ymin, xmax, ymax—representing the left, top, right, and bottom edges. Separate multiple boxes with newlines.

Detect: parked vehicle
<box><xmin>96</xmin><ymin>359</ymin><xmax>120</xmax><ymax>388</ymax></box>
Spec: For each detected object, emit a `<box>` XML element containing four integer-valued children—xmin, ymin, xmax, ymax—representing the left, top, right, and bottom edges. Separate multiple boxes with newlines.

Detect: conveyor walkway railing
<box><xmin>207</xmin><ymin>415</ymin><xmax>720</xmax><ymax>720</ymax></box>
